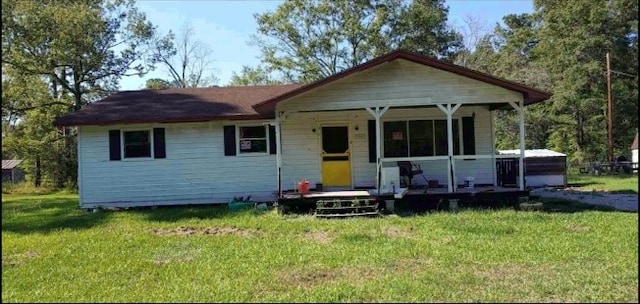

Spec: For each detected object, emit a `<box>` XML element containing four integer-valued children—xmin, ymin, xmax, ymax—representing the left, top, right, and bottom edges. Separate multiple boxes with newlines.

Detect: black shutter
<box><xmin>153</xmin><ymin>128</ymin><xmax>166</xmax><ymax>159</ymax></box>
<box><xmin>462</xmin><ymin>116</ymin><xmax>476</xmax><ymax>155</ymax></box>
<box><xmin>368</xmin><ymin>120</ymin><xmax>376</xmax><ymax>163</ymax></box>
<box><xmin>269</xmin><ymin>125</ymin><xmax>277</xmax><ymax>155</ymax></box>
<box><xmin>109</xmin><ymin>130</ymin><xmax>121</xmax><ymax>161</ymax></box>
<box><xmin>223</xmin><ymin>125</ymin><xmax>236</xmax><ymax>156</ymax></box>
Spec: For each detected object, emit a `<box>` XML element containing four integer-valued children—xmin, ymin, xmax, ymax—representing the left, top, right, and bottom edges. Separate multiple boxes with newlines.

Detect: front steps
<box><xmin>315</xmin><ymin>198</ymin><xmax>379</xmax><ymax>218</ymax></box>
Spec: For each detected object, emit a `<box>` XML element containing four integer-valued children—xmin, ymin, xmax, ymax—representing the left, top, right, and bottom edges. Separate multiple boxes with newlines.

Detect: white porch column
<box><xmin>509</xmin><ymin>101</ymin><xmax>526</xmax><ymax>190</ymax></box>
<box><xmin>366</xmin><ymin>106</ymin><xmax>389</xmax><ymax>193</ymax></box>
<box><xmin>490</xmin><ymin>110</ymin><xmax>497</xmax><ymax>186</ymax></box>
<box><xmin>274</xmin><ymin>111</ymin><xmax>287</xmax><ymax>197</ymax></box>
<box><xmin>437</xmin><ymin>103</ymin><xmax>461</xmax><ymax>193</ymax></box>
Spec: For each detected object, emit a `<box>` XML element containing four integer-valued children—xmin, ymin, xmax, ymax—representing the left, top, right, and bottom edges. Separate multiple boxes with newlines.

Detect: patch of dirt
<box><xmin>430</xmin><ymin>235</ymin><xmax>455</xmax><ymax>246</ymax></box>
<box><xmin>278</xmin><ymin>265</ymin><xmax>381</xmax><ymax>288</ymax></box>
<box><xmin>304</xmin><ymin>231</ymin><xmax>334</xmax><ymax>244</ymax></box>
<box><xmin>278</xmin><ymin>268</ymin><xmax>338</xmax><ymax>288</ymax></box>
<box><xmin>387</xmin><ymin>257</ymin><xmax>434</xmax><ymax>274</ymax></box>
<box><xmin>150</xmin><ymin>226</ymin><xmax>261</xmax><ymax>237</ymax></box>
<box><xmin>470</xmin><ymin>263</ymin><xmax>559</xmax><ymax>289</ymax></box>
<box><xmin>2</xmin><ymin>250</ymin><xmax>39</xmax><ymax>266</ymax></box>
<box><xmin>382</xmin><ymin>226</ymin><xmax>415</xmax><ymax>238</ymax></box>
<box><xmin>276</xmin><ymin>257</ymin><xmax>437</xmax><ymax>290</ymax></box>
<box><xmin>566</xmin><ymin>224</ymin><xmax>590</xmax><ymax>232</ymax></box>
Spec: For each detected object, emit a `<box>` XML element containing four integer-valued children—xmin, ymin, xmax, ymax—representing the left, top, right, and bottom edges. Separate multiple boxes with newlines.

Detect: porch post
<box><xmin>509</xmin><ymin>101</ymin><xmax>525</xmax><ymax>190</ymax></box>
<box><xmin>490</xmin><ymin>110</ymin><xmax>497</xmax><ymax>186</ymax></box>
<box><xmin>437</xmin><ymin>104</ymin><xmax>461</xmax><ymax>193</ymax></box>
<box><xmin>366</xmin><ymin>106</ymin><xmax>389</xmax><ymax>193</ymax></box>
<box><xmin>518</xmin><ymin>99</ymin><xmax>525</xmax><ymax>190</ymax></box>
<box><xmin>275</xmin><ymin>111</ymin><xmax>283</xmax><ymax>197</ymax></box>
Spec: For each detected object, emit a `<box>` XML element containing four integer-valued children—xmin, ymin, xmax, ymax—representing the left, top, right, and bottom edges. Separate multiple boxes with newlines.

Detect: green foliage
<box><xmin>145</xmin><ymin>78</ymin><xmax>174</xmax><ymax>89</ymax></box>
<box><xmin>533</xmin><ymin>0</ymin><xmax>638</xmax><ymax>161</ymax></box>
<box><xmin>567</xmin><ymin>170</ymin><xmax>638</xmax><ymax>194</ymax></box>
<box><xmin>251</xmin><ymin>0</ymin><xmax>463</xmax><ymax>82</ymax></box>
<box><xmin>2</xmin><ymin>0</ymin><xmax>163</xmax><ymax>189</ymax></box>
<box><xmin>1</xmin><ymin>182</ymin><xmax>54</xmax><ymax>195</ymax></box>
<box><xmin>2</xmin><ymin>194</ymin><xmax>638</xmax><ymax>302</ymax></box>
<box><xmin>228</xmin><ymin>65</ymin><xmax>285</xmax><ymax>86</ymax></box>
<box><xmin>463</xmin><ymin>1</ymin><xmax>637</xmax><ymax>162</ymax></box>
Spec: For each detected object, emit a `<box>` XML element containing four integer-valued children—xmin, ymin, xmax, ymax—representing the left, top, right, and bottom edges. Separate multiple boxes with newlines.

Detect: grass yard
<box><xmin>567</xmin><ymin>171</ymin><xmax>638</xmax><ymax>194</ymax></box>
<box><xmin>2</xmin><ymin>192</ymin><xmax>638</xmax><ymax>303</ymax></box>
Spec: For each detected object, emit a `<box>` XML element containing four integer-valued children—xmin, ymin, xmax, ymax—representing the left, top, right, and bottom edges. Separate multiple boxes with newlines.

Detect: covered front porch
<box><xmin>272</xmin><ymin>100</ymin><xmax>528</xmax><ymax>197</ymax></box>
<box><xmin>252</xmin><ymin>52</ymin><xmax>550</xmax><ymax>199</ymax></box>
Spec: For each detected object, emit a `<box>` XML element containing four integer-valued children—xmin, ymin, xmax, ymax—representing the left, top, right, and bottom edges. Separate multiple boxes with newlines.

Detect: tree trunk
<box><xmin>35</xmin><ymin>157</ymin><xmax>42</xmax><ymax>187</ymax></box>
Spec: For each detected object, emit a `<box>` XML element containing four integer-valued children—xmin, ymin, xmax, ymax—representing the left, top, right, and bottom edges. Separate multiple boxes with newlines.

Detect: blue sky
<box><xmin>121</xmin><ymin>0</ymin><xmax>534</xmax><ymax>90</ymax></box>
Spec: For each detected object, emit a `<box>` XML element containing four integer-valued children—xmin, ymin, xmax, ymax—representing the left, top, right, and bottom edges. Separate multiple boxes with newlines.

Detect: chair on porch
<box><xmin>397</xmin><ymin>161</ymin><xmax>428</xmax><ymax>189</ymax></box>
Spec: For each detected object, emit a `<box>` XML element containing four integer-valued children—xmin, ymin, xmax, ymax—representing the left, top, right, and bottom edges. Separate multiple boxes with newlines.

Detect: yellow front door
<box><xmin>321</xmin><ymin>126</ymin><xmax>351</xmax><ymax>187</ymax></box>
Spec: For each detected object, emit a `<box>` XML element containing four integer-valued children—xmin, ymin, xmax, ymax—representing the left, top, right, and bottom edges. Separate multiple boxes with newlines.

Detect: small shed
<box><xmin>2</xmin><ymin>159</ymin><xmax>25</xmax><ymax>184</ymax></box>
<box><xmin>497</xmin><ymin>149</ymin><xmax>567</xmax><ymax>188</ymax></box>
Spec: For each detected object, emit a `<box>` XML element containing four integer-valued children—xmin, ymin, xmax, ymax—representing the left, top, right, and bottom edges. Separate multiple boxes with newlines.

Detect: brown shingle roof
<box><xmin>54</xmin><ymin>84</ymin><xmax>303</xmax><ymax>127</ymax></box>
<box><xmin>632</xmin><ymin>133</ymin><xmax>638</xmax><ymax>150</ymax></box>
<box><xmin>55</xmin><ymin>50</ymin><xmax>553</xmax><ymax>127</ymax></box>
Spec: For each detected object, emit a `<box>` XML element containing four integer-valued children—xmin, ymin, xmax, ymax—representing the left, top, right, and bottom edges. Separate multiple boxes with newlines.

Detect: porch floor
<box><xmin>277</xmin><ymin>186</ymin><xmax>530</xmax><ymax>214</ymax></box>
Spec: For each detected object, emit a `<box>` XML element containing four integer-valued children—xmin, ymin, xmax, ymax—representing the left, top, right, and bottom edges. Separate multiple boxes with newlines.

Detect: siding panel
<box><xmin>78</xmin><ymin>122</ymin><xmax>276</xmax><ymax>208</ymax></box>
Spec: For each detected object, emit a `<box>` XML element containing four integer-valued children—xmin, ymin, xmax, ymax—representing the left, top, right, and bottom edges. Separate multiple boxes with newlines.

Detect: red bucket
<box><xmin>297</xmin><ymin>180</ymin><xmax>310</xmax><ymax>194</ymax></box>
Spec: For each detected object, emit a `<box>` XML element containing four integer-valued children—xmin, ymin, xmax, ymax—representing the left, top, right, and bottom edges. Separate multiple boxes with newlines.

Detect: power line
<box><xmin>610</xmin><ymin>70</ymin><xmax>638</xmax><ymax>78</ymax></box>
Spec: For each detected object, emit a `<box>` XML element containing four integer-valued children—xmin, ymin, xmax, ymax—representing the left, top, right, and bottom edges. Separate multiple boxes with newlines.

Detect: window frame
<box><xmin>121</xmin><ymin>129</ymin><xmax>154</xmax><ymax>160</ymax></box>
<box><xmin>236</xmin><ymin>124</ymin><xmax>269</xmax><ymax>155</ymax></box>
<box><xmin>382</xmin><ymin>119</ymin><xmax>462</xmax><ymax>158</ymax></box>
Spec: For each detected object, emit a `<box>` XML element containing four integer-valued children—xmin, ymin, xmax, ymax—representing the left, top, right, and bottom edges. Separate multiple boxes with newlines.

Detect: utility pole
<box><xmin>606</xmin><ymin>52</ymin><xmax>613</xmax><ymax>164</ymax></box>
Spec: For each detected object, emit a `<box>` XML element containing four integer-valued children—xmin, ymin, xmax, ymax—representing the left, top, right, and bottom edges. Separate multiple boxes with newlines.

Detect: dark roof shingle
<box><xmin>54</xmin><ymin>84</ymin><xmax>303</xmax><ymax>127</ymax></box>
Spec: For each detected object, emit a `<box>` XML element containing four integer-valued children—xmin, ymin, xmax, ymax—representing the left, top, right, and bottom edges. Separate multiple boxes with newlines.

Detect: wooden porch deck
<box><xmin>277</xmin><ymin>186</ymin><xmax>530</xmax><ymax>214</ymax></box>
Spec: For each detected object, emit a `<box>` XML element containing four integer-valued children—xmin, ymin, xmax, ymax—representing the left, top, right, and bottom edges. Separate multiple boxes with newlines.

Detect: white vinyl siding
<box><xmin>278</xmin><ymin>59</ymin><xmax>522</xmax><ymax>112</ymax></box>
<box><xmin>77</xmin><ymin>121</ymin><xmax>276</xmax><ymax>208</ymax></box>
<box><xmin>279</xmin><ymin>106</ymin><xmax>494</xmax><ymax>189</ymax></box>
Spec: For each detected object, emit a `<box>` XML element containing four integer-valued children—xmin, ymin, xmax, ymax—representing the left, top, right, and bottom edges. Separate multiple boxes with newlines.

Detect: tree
<box><xmin>151</xmin><ymin>23</ymin><xmax>219</xmax><ymax>88</ymax></box>
<box><xmin>460</xmin><ymin>13</ymin><xmax>554</xmax><ymax>151</ymax></box>
<box><xmin>2</xmin><ymin>0</ymin><xmax>160</xmax><ymax>111</ymax></box>
<box><xmin>251</xmin><ymin>0</ymin><xmax>463</xmax><ymax>83</ymax></box>
<box><xmin>533</xmin><ymin>0</ymin><xmax>638</xmax><ymax>164</ymax></box>
<box><xmin>228</xmin><ymin>66</ymin><xmax>284</xmax><ymax>86</ymax></box>
<box><xmin>145</xmin><ymin>78</ymin><xmax>174</xmax><ymax>90</ymax></box>
<box><xmin>2</xmin><ymin>0</ymin><xmax>163</xmax><ymax>188</ymax></box>
<box><xmin>387</xmin><ymin>0</ymin><xmax>463</xmax><ymax>60</ymax></box>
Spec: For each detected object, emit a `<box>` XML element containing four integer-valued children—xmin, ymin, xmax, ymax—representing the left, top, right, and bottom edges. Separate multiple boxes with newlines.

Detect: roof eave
<box><xmin>53</xmin><ymin>114</ymin><xmax>272</xmax><ymax>127</ymax></box>
<box><xmin>252</xmin><ymin>49</ymin><xmax>553</xmax><ymax>113</ymax></box>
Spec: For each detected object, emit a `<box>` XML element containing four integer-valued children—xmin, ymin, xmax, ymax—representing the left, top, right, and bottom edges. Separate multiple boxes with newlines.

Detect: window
<box><xmin>383</xmin><ymin>121</ymin><xmax>407</xmax><ymax>158</ymax></box>
<box><xmin>238</xmin><ymin>126</ymin><xmax>267</xmax><ymax>153</ymax></box>
<box><xmin>123</xmin><ymin>130</ymin><xmax>152</xmax><ymax>158</ymax></box>
<box><xmin>383</xmin><ymin>120</ymin><xmax>459</xmax><ymax>157</ymax></box>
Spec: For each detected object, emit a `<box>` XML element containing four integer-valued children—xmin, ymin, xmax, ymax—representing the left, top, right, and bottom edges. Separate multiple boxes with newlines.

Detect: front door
<box><xmin>321</xmin><ymin>126</ymin><xmax>351</xmax><ymax>187</ymax></box>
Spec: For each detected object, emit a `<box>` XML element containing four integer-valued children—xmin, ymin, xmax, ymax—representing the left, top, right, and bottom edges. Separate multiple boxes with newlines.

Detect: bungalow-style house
<box><xmin>54</xmin><ymin>50</ymin><xmax>552</xmax><ymax>209</ymax></box>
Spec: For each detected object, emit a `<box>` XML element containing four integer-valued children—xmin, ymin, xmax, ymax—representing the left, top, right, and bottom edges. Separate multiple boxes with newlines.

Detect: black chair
<box><xmin>397</xmin><ymin>161</ymin><xmax>428</xmax><ymax>189</ymax></box>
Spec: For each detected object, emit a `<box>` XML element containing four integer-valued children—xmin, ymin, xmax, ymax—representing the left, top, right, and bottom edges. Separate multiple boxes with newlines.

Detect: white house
<box><xmin>54</xmin><ymin>50</ymin><xmax>552</xmax><ymax>209</ymax></box>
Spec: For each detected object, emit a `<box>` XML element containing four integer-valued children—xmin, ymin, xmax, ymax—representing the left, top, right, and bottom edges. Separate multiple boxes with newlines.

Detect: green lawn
<box><xmin>2</xmin><ymin>192</ymin><xmax>638</xmax><ymax>302</ymax></box>
<box><xmin>567</xmin><ymin>171</ymin><xmax>638</xmax><ymax>194</ymax></box>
